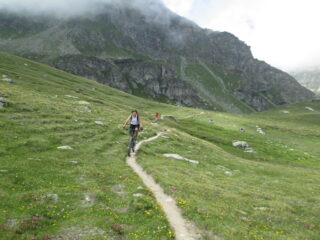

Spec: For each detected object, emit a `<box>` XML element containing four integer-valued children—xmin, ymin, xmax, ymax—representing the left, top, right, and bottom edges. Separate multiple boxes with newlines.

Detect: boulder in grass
<box><xmin>65</xmin><ymin>95</ymin><xmax>79</xmax><ymax>99</ymax></box>
<box><xmin>79</xmin><ymin>106</ymin><xmax>92</xmax><ymax>113</ymax></box>
<box><xmin>163</xmin><ymin>153</ymin><xmax>199</xmax><ymax>164</ymax></box>
<box><xmin>232</xmin><ymin>141</ymin><xmax>248</xmax><ymax>149</ymax></box>
<box><xmin>78</xmin><ymin>100</ymin><xmax>90</xmax><ymax>105</ymax></box>
<box><xmin>0</xmin><ymin>97</ymin><xmax>7</xmax><ymax>108</ymax></box>
<box><xmin>75</xmin><ymin>88</ymin><xmax>83</xmax><ymax>93</ymax></box>
<box><xmin>95</xmin><ymin>121</ymin><xmax>103</xmax><ymax>125</ymax></box>
<box><xmin>256</xmin><ymin>127</ymin><xmax>265</xmax><ymax>135</ymax></box>
<box><xmin>305</xmin><ymin>106</ymin><xmax>315</xmax><ymax>112</ymax></box>
<box><xmin>133</xmin><ymin>193</ymin><xmax>144</xmax><ymax>197</ymax></box>
<box><xmin>244</xmin><ymin>148</ymin><xmax>255</xmax><ymax>153</ymax></box>
<box><xmin>2</xmin><ymin>75</ymin><xmax>13</xmax><ymax>83</ymax></box>
<box><xmin>57</xmin><ymin>146</ymin><xmax>73</xmax><ymax>150</ymax></box>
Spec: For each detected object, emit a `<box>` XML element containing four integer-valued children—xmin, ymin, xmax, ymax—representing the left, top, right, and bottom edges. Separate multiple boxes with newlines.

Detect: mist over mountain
<box><xmin>0</xmin><ymin>0</ymin><xmax>314</xmax><ymax>112</ymax></box>
<box><xmin>291</xmin><ymin>68</ymin><xmax>320</xmax><ymax>95</ymax></box>
<box><xmin>0</xmin><ymin>0</ymin><xmax>167</xmax><ymax>18</ymax></box>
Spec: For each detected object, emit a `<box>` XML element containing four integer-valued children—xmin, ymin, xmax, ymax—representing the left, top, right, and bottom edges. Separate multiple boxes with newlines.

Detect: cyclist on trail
<box><xmin>123</xmin><ymin>110</ymin><xmax>143</xmax><ymax>137</ymax></box>
<box><xmin>154</xmin><ymin>112</ymin><xmax>160</xmax><ymax>122</ymax></box>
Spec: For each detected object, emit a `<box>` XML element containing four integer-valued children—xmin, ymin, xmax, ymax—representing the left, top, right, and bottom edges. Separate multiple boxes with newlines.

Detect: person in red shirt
<box><xmin>154</xmin><ymin>112</ymin><xmax>160</xmax><ymax>121</ymax></box>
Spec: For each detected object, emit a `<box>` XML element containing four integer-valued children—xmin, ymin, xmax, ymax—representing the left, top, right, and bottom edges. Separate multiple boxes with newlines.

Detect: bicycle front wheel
<box><xmin>128</xmin><ymin>136</ymin><xmax>134</xmax><ymax>156</ymax></box>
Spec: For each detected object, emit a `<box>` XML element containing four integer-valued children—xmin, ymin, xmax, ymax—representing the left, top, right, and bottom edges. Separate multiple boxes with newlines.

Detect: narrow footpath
<box><xmin>126</xmin><ymin>132</ymin><xmax>201</xmax><ymax>240</ymax></box>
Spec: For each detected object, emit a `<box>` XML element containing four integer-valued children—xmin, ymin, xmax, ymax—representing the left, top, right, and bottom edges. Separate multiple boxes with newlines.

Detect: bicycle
<box><xmin>125</xmin><ymin>127</ymin><xmax>143</xmax><ymax>157</ymax></box>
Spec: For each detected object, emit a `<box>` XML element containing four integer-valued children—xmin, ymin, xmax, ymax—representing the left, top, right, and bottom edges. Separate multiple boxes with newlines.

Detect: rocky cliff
<box><xmin>0</xmin><ymin>0</ymin><xmax>314</xmax><ymax>112</ymax></box>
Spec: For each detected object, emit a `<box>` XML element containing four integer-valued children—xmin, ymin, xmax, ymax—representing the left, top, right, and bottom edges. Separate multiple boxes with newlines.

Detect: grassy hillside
<box><xmin>1</xmin><ymin>51</ymin><xmax>319</xmax><ymax>239</ymax></box>
<box><xmin>138</xmin><ymin>102</ymin><xmax>320</xmax><ymax>239</ymax></box>
<box><xmin>0</xmin><ymin>51</ymin><xmax>178</xmax><ymax>240</ymax></box>
<box><xmin>182</xmin><ymin>59</ymin><xmax>255</xmax><ymax>113</ymax></box>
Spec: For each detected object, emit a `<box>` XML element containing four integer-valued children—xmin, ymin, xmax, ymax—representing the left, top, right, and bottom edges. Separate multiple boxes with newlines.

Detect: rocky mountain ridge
<box><xmin>0</xmin><ymin>0</ymin><xmax>314</xmax><ymax>112</ymax></box>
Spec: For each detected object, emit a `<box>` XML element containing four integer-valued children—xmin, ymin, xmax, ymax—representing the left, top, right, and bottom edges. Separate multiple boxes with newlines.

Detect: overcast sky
<box><xmin>162</xmin><ymin>0</ymin><xmax>320</xmax><ymax>71</ymax></box>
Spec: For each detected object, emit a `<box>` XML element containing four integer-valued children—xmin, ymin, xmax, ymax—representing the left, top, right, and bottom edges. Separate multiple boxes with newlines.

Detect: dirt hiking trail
<box><xmin>126</xmin><ymin>132</ymin><xmax>201</xmax><ymax>240</ymax></box>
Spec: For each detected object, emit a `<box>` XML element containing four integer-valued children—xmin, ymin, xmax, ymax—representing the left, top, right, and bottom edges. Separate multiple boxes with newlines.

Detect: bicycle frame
<box><xmin>127</xmin><ymin>128</ymin><xmax>138</xmax><ymax>156</ymax></box>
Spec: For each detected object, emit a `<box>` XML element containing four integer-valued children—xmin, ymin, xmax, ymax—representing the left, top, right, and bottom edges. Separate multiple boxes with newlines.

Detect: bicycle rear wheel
<box><xmin>132</xmin><ymin>139</ymin><xmax>136</xmax><ymax>152</ymax></box>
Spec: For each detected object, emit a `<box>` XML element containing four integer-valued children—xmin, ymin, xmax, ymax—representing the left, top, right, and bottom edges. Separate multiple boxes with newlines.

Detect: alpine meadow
<box><xmin>1</xmin><ymin>51</ymin><xmax>319</xmax><ymax>239</ymax></box>
<box><xmin>1</xmin><ymin>0</ymin><xmax>320</xmax><ymax>239</ymax></box>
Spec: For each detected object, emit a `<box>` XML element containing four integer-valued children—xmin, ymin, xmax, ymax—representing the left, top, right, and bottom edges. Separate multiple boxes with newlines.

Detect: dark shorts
<box><xmin>129</xmin><ymin>124</ymin><xmax>140</xmax><ymax>135</ymax></box>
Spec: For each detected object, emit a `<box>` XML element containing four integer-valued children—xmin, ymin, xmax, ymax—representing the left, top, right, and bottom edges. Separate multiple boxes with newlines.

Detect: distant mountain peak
<box><xmin>0</xmin><ymin>4</ymin><xmax>314</xmax><ymax>112</ymax></box>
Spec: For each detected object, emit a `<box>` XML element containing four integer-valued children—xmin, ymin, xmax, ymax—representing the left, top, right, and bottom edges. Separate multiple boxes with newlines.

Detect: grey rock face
<box><xmin>52</xmin><ymin>55</ymin><xmax>206</xmax><ymax>107</ymax></box>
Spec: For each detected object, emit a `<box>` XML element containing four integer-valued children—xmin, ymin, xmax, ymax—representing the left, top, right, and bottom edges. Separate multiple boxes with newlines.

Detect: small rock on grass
<box><xmin>84</xmin><ymin>194</ymin><xmax>95</xmax><ymax>202</ymax></box>
<box><xmin>2</xmin><ymin>75</ymin><xmax>13</xmax><ymax>83</ymax></box>
<box><xmin>305</xmin><ymin>106</ymin><xmax>315</xmax><ymax>111</ymax></box>
<box><xmin>133</xmin><ymin>193</ymin><xmax>144</xmax><ymax>197</ymax></box>
<box><xmin>75</xmin><ymin>88</ymin><xmax>83</xmax><ymax>93</ymax></box>
<box><xmin>78</xmin><ymin>100</ymin><xmax>90</xmax><ymax>105</ymax></box>
<box><xmin>163</xmin><ymin>153</ymin><xmax>199</xmax><ymax>164</ymax></box>
<box><xmin>42</xmin><ymin>193</ymin><xmax>59</xmax><ymax>202</ymax></box>
<box><xmin>254</xmin><ymin>207</ymin><xmax>268</xmax><ymax>211</ymax></box>
<box><xmin>65</xmin><ymin>95</ymin><xmax>79</xmax><ymax>99</ymax></box>
<box><xmin>256</xmin><ymin>127</ymin><xmax>265</xmax><ymax>135</ymax></box>
<box><xmin>57</xmin><ymin>146</ymin><xmax>73</xmax><ymax>150</ymax></box>
<box><xmin>111</xmin><ymin>184</ymin><xmax>127</xmax><ymax>195</ymax></box>
<box><xmin>115</xmin><ymin>207</ymin><xmax>129</xmax><ymax>213</ymax></box>
<box><xmin>236</xmin><ymin>209</ymin><xmax>248</xmax><ymax>215</ymax></box>
<box><xmin>169</xmin><ymin>186</ymin><xmax>177</xmax><ymax>191</ymax></box>
<box><xmin>95</xmin><ymin>121</ymin><xmax>103</xmax><ymax>125</ymax></box>
<box><xmin>79</xmin><ymin>106</ymin><xmax>91</xmax><ymax>113</ymax></box>
<box><xmin>0</xmin><ymin>97</ymin><xmax>7</xmax><ymax>108</ymax></box>
<box><xmin>244</xmin><ymin>148</ymin><xmax>255</xmax><ymax>153</ymax></box>
<box><xmin>232</xmin><ymin>141</ymin><xmax>248</xmax><ymax>149</ymax></box>
<box><xmin>281</xmin><ymin>110</ymin><xmax>290</xmax><ymax>114</ymax></box>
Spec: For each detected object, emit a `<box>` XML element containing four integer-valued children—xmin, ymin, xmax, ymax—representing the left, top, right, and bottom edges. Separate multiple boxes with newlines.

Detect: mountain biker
<box><xmin>154</xmin><ymin>112</ymin><xmax>160</xmax><ymax>121</ymax></box>
<box><xmin>123</xmin><ymin>110</ymin><xmax>143</xmax><ymax>137</ymax></box>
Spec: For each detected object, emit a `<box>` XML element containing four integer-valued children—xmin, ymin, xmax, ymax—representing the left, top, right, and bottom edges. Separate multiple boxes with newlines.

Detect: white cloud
<box><xmin>162</xmin><ymin>0</ymin><xmax>194</xmax><ymax>16</ymax></box>
<box><xmin>0</xmin><ymin>0</ymin><xmax>111</xmax><ymax>17</ymax></box>
<box><xmin>162</xmin><ymin>0</ymin><xmax>320</xmax><ymax>71</ymax></box>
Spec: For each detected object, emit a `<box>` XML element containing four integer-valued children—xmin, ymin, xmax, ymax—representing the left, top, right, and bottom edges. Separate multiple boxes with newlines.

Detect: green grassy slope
<box><xmin>1</xmin><ymin>51</ymin><xmax>319</xmax><ymax>239</ymax></box>
<box><xmin>0</xmin><ymin>51</ymin><xmax>178</xmax><ymax>240</ymax></box>
<box><xmin>138</xmin><ymin>104</ymin><xmax>320</xmax><ymax>239</ymax></box>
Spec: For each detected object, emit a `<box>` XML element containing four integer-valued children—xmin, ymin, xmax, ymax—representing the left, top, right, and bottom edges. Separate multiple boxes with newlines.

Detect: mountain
<box><xmin>291</xmin><ymin>69</ymin><xmax>320</xmax><ymax>95</ymax></box>
<box><xmin>1</xmin><ymin>51</ymin><xmax>320</xmax><ymax>239</ymax></box>
<box><xmin>0</xmin><ymin>0</ymin><xmax>314</xmax><ymax>112</ymax></box>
